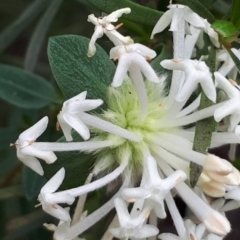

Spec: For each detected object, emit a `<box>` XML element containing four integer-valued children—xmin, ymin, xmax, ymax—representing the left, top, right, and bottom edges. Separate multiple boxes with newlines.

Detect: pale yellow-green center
<box><xmin>91</xmin><ymin>80</ymin><xmax>174</xmax><ymax>180</ymax></box>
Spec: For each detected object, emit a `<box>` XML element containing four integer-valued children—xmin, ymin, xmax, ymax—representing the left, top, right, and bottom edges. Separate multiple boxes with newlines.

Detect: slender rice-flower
<box><xmin>14</xmin><ymin>116</ymin><xmax>57</xmax><ymax>175</ymax></box>
<box><xmin>13</xmin><ymin>5</ymin><xmax>240</xmax><ymax>240</ymax></box>
<box><xmin>87</xmin><ymin>8</ymin><xmax>133</xmax><ymax>57</ymax></box>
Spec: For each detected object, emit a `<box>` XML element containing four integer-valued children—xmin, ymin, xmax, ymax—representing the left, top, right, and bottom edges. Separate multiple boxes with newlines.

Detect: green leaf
<box><xmin>176</xmin><ymin>0</ymin><xmax>215</xmax><ymax>23</ymax></box>
<box><xmin>211</xmin><ymin>20</ymin><xmax>238</xmax><ymax>38</ymax></box>
<box><xmin>230</xmin><ymin>0</ymin><xmax>240</xmax><ymax>28</ymax></box>
<box><xmin>22</xmin><ymin>166</ymin><xmax>46</xmax><ymax>200</ymax></box>
<box><xmin>0</xmin><ymin>127</ymin><xmax>19</xmax><ymax>150</ymax></box>
<box><xmin>42</xmin><ymin>133</ymin><xmax>95</xmax><ymax>189</ymax></box>
<box><xmin>24</xmin><ymin>0</ymin><xmax>64</xmax><ymax>72</ymax></box>
<box><xmin>0</xmin><ymin>0</ymin><xmax>49</xmax><ymax>54</ymax></box>
<box><xmin>0</xmin><ymin>65</ymin><xmax>58</xmax><ymax>109</ymax></box>
<box><xmin>86</xmin><ymin>0</ymin><xmax>163</xmax><ymax>26</ymax></box>
<box><xmin>196</xmin><ymin>0</ymin><xmax>214</xmax><ymax>8</ymax></box>
<box><xmin>48</xmin><ymin>35</ymin><xmax>115</xmax><ymax>102</ymax></box>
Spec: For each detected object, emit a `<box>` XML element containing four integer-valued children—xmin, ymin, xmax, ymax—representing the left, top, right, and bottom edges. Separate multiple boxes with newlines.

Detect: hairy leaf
<box><xmin>0</xmin><ymin>65</ymin><xmax>58</xmax><ymax>109</ymax></box>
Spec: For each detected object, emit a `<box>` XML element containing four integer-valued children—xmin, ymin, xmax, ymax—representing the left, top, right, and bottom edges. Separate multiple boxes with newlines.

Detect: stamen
<box><xmin>35</xmin><ymin>203</ymin><xmax>42</xmax><ymax>208</ymax></box>
<box><xmin>56</xmin><ymin>121</ymin><xmax>60</xmax><ymax>131</ymax></box>
<box><xmin>114</xmin><ymin>23</ymin><xmax>123</xmax><ymax>30</ymax></box>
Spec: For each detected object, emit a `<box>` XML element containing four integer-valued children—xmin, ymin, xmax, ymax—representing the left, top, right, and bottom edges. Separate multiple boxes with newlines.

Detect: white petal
<box><xmin>133</xmin><ymin>54</ymin><xmax>159</xmax><ymax>83</ymax></box>
<box><xmin>225</xmin><ymin>188</ymin><xmax>240</xmax><ymax>200</ymax></box>
<box><xmin>63</xmin><ymin>114</ymin><xmax>90</xmax><ymax>140</ymax></box>
<box><xmin>176</xmin><ymin>72</ymin><xmax>198</xmax><ymax>102</ymax></box>
<box><xmin>19</xmin><ymin>116</ymin><xmax>48</xmax><ymax>142</ymax></box>
<box><xmin>214</xmin><ymin>72</ymin><xmax>239</xmax><ymax>98</ymax></box>
<box><xmin>169</xmin><ymin>9</ymin><xmax>183</xmax><ymax>31</ymax></box>
<box><xmin>126</xmin><ymin>43</ymin><xmax>156</xmax><ymax>59</ymax></box>
<box><xmin>21</xmin><ymin>145</ymin><xmax>57</xmax><ymax>164</ymax></box>
<box><xmin>65</xmin><ymin>91</ymin><xmax>87</xmax><ymax>105</ymax></box>
<box><xmin>153</xmin><ymin>200</ymin><xmax>166</xmax><ymax>218</ymax></box>
<box><xmin>121</xmin><ymin>187</ymin><xmax>150</xmax><ymax>201</ymax></box>
<box><xmin>72</xmin><ymin>99</ymin><xmax>103</xmax><ymax>112</ymax></box>
<box><xmin>57</xmin><ymin>114</ymin><xmax>73</xmax><ymax>141</ymax></box>
<box><xmin>87</xmin><ymin>26</ymin><xmax>103</xmax><ymax>57</ymax></box>
<box><xmin>105</xmin><ymin>8</ymin><xmax>131</xmax><ymax>23</ymax></box>
<box><xmin>41</xmin><ymin>168</ymin><xmax>65</xmax><ymax>193</ymax></box>
<box><xmin>151</xmin><ymin>10</ymin><xmax>172</xmax><ymax>38</ymax></box>
<box><xmin>196</xmin><ymin>223</ymin><xmax>206</xmax><ymax>239</ymax></box>
<box><xmin>114</xmin><ymin>198</ymin><xmax>131</xmax><ymax>227</ymax></box>
<box><xmin>158</xmin><ymin>233</ymin><xmax>180</xmax><ymax>240</ymax></box>
<box><xmin>183</xmin><ymin>7</ymin><xmax>205</xmax><ymax>29</ymax></box>
<box><xmin>200</xmin><ymin>74</ymin><xmax>216</xmax><ymax>103</ymax></box>
<box><xmin>87</xmin><ymin>14</ymin><xmax>98</xmax><ymax>26</ymax></box>
<box><xmin>42</xmin><ymin>203</ymin><xmax>71</xmax><ymax>222</ymax></box>
<box><xmin>214</xmin><ymin>98</ymin><xmax>239</xmax><ymax>122</ymax></box>
<box><xmin>20</xmin><ymin>155</ymin><xmax>44</xmax><ymax>175</ymax></box>
<box><xmin>229</xmin><ymin>114</ymin><xmax>240</xmax><ymax>132</ymax></box>
<box><xmin>111</xmin><ymin>54</ymin><xmax>132</xmax><ymax>87</ymax></box>
<box><xmin>108</xmin><ymin>228</ymin><xmax>123</xmax><ymax>239</ymax></box>
<box><xmin>133</xmin><ymin>225</ymin><xmax>159</xmax><ymax>238</ymax></box>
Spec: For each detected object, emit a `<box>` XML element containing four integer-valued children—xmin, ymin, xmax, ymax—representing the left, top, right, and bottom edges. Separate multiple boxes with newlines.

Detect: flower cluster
<box><xmin>14</xmin><ymin>4</ymin><xmax>240</xmax><ymax>240</ymax></box>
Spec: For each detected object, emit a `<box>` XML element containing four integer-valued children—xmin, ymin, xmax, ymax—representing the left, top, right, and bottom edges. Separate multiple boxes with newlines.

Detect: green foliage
<box><xmin>22</xmin><ymin>166</ymin><xmax>46</xmax><ymax>200</ymax></box>
<box><xmin>0</xmin><ymin>0</ymin><xmax>49</xmax><ymax>54</ymax></box>
<box><xmin>176</xmin><ymin>0</ymin><xmax>215</xmax><ymax>23</ymax></box>
<box><xmin>48</xmin><ymin>35</ymin><xmax>115</xmax><ymax>103</ymax></box>
<box><xmin>211</xmin><ymin>20</ymin><xmax>239</xmax><ymax>45</ymax></box>
<box><xmin>212</xmin><ymin>20</ymin><xmax>238</xmax><ymax>38</ymax></box>
<box><xmin>230</xmin><ymin>0</ymin><xmax>240</xmax><ymax>28</ymax></box>
<box><xmin>0</xmin><ymin>64</ymin><xmax>58</xmax><ymax>109</ymax></box>
<box><xmin>86</xmin><ymin>0</ymin><xmax>163</xmax><ymax>26</ymax></box>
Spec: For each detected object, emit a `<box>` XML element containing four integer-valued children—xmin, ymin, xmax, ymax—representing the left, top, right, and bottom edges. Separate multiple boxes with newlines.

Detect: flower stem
<box><xmin>190</xmin><ymin>46</ymin><xmax>217</xmax><ymax>187</ymax></box>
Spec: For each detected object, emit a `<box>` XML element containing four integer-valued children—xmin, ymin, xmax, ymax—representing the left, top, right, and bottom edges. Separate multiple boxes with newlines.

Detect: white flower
<box><xmin>15</xmin><ymin>116</ymin><xmax>57</xmax><ymax>175</ymax></box>
<box><xmin>217</xmin><ymin>48</ymin><xmax>240</xmax><ymax>78</ymax></box>
<box><xmin>38</xmin><ymin>168</ymin><xmax>75</xmax><ymax>221</ymax></box>
<box><xmin>121</xmin><ymin>155</ymin><xmax>186</xmax><ymax>218</ymax></box>
<box><xmin>43</xmin><ymin>208</ymin><xmax>85</xmax><ymax>240</ymax></box>
<box><xmin>214</xmin><ymin>72</ymin><xmax>240</xmax><ymax>132</ymax></box>
<box><xmin>151</xmin><ymin>4</ymin><xmax>205</xmax><ymax>37</ymax></box>
<box><xmin>87</xmin><ymin>8</ymin><xmax>133</xmax><ymax>57</ymax></box>
<box><xmin>159</xmin><ymin>219</ymin><xmax>223</xmax><ymax>240</ymax></box>
<box><xmin>202</xmin><ymin>19</ymin><xmax>220</xmax><ymax>48</ymax></box>
<box><xmin>109</xmin><ymin>198</ymin><xmax>159</xmax><ymax>239</ymax></box>
<box><xmin>110</xmin><ymin>43</ymin><xmax>160</xmax><ymax>87</ymax></box>
<box><xmin>160</xmin><ymin>59</ymin><xmax>216</xmax><ymax>102</ymax></box>
<box><xmin>57</xmin><ymin>91</ymin><xmax>103</xmax><ymax>141</ymax></box>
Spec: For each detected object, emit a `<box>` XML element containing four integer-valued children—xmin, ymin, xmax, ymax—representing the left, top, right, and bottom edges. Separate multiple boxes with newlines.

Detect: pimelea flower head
<box><xmin>13</xmin><ymin>5</ymin><xmax>240</xmax><ymax>240</ymax></box>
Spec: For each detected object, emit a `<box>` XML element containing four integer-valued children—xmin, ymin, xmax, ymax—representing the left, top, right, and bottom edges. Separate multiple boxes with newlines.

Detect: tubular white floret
<box><xmin>87</xmin><ymin>8</ymin><xmax>133</xmax><ymax>57</ymax></box>
<box><xmin>15</xmin><ymin>116</ymin><xmax>57</xmax><ymax>175</ymax></box>
<box><xmin>161</xmin><ymin>59</ymin><xmax>216</xmax><ymax>103</ymax></box>
<box><xmin>38</xmin><ymin>168</ymin><xmax>75</xmax><ymax>221</ymax></box>
<box><xmin>57</xmin><ymin>91</ymin><xmax>103</xmax><ymax>141</ymax></box>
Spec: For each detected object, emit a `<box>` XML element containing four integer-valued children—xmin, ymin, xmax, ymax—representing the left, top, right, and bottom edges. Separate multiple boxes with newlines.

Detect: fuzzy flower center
<box><xmin>91</xmin><ymin>80</ymin><xmax>175</xmax><ymax>179</ymax></box>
